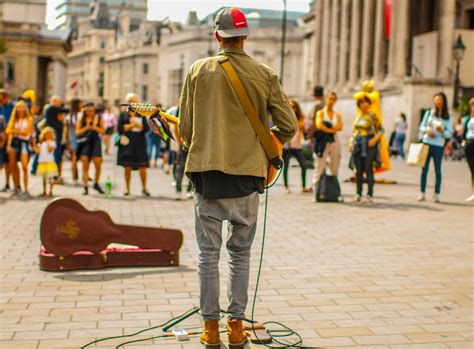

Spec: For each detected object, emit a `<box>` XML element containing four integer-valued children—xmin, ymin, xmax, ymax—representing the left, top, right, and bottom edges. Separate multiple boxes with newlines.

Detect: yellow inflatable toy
<box><xmin>22</xmin><ymin>89</ymin><xmax>36</xmax><ymax>106</ymax></box>
<box><xmin>353</xmin><ymin>80</ymin><xmax>391</xmax><ymax>173</ymax></box>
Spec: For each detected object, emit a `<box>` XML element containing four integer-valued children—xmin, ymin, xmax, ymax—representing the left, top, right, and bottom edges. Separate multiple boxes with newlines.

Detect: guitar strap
<box><xmin>218</xmin><ymin>56</ymin><xmax>281</xmax><ymax>169</ymax></box>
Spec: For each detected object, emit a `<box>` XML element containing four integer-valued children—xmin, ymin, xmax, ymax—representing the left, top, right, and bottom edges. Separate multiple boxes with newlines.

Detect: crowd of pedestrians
<box><xmin>0</xmin><ymin>90</ymin><xmax>190</xmax><ymax>200</ymax></box>
<box><xmin>0</xmin><ymin>87</ymin><xmax>472</xmax><ymax>203</ymax></box>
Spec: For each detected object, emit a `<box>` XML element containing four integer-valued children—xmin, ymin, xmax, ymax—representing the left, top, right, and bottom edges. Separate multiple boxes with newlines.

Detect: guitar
<box><xmin>121</xmin><ymin>103</ymin><xmax>178</xmax><ymax>124</ymax></box>
<box><xmin>121</xmin><ymin>103</ymin><xmax>282</xmax><ymax>187</ymax></box>
<box><xmin>265</xmin><ymin>131</ymin><xmax>283</xmax><ymax>187</ymax></box>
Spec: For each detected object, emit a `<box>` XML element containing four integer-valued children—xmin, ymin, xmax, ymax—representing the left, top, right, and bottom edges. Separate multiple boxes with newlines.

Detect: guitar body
<box><xmin>265</xmin><ymin>131</ymin><xmax>283</xmax><ymax>187</ymax></box>
<box><xmin>39</xmin><ymin>198</ymin><xmax>183</xmax><ymax>271</ymax></box>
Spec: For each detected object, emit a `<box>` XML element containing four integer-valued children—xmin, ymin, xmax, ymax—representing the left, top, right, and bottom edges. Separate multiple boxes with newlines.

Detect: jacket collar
<box><xmin>218</xmin><ymin>47</ymin><xmax>249</xmax><ymax>57</ymax></box>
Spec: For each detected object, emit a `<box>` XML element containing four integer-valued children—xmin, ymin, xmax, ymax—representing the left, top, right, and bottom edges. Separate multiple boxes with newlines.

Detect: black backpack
<box><xmin>316</xmin><ymin>173</ymin><xmax>342</xmax><ymax>202</ymax></box>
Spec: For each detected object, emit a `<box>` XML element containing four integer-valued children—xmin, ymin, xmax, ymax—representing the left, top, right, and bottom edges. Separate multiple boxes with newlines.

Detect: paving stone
<box><xmin>0</xmin><ymin>152</ymin><xmax>472</xmax><ymax>348</ymax></box>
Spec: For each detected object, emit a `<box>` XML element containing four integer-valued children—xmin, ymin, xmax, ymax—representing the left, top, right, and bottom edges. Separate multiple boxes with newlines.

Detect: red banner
<box><xmin>384</xmin><ymin>0</ymin><xmax>392</xmax><ymax>40</ymax></box>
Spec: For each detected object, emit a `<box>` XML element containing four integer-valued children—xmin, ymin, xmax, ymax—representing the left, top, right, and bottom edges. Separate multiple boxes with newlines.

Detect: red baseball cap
<box><xmin>214</xmin><ymin>7</ymin><xmax>250</xmax><ymax>38</ymax></box>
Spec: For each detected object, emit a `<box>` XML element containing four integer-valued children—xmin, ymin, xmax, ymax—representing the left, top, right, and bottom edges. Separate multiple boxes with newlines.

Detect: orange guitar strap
<box><xmin>218</xmin><ymin>56</ymin><xmax>281</xmax><ymax>168</ymax></box>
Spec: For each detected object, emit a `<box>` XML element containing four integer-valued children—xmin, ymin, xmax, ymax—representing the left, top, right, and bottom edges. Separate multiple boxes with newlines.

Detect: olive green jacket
<box><xmin>178</xmin><ymin>47</ymin><xmax>297</xmax><ymax>179</ymax></box>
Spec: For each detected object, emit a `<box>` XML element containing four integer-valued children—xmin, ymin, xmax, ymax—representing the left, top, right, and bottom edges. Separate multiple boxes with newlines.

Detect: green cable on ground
<box><xmin>250</xmin><ymin>167</ymin><xmax>303</xmax><ymax>348</ymax></box>
<box><xmin>82</xmin><ymin>166</ymin><xmax>304</xmax><ymax>348</ymax></box>
<box><xmin>81</xmin><ymin>307</ymin><xmax>199</xmax><ymax>348</ymax></box>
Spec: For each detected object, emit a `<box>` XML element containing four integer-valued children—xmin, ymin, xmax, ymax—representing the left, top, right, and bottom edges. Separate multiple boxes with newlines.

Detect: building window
<box><xmin>168</xmin><ymin>68</ymin><xmax>184</xmax><ymax>105</ymax></box>
<box><xmin>141</xmin><ymin>85</ymin><xmax>148</xmax><ymax>101</ymax></box>
<box><xmin>468</xmin><ymin>9</ymin><xmax>474</xmax><ymax>29</ymax></box>
<box><xmin>143</xmin><ymin>63</ymin><xmax>149</xmax><ymax>75</ymax></box>
<box><xmin>99</xmin><ymin>57</ymin><xmax>105</xmax><ymax>65</ymax></box>
<box><xmin>100</xmin><ymin>40</ymin><xmax>106</xmax><ymax>49</ymax></box>
<box><xmin>6</xmin><ymin>60</ymin><xmax>15</xmax><ymax>82</ymax></box>
<box><xmin>98</xmin><ymin>72</ymin><xmax>104</xmax><ymax>97</ymax></box>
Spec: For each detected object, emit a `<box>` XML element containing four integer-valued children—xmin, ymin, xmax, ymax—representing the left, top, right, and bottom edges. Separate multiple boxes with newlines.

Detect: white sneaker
<box><xmin>365</xmin><ymin>195</ymin><xmax>374</xmax><ymax>204</ymax></box>
<box><xmin>417</xmin><ymin>193</ymin><xmax>426</xmax><ymax>202</ymax></box>
<box><xmin>433</xmin><ymin>193</ymin><xmax>440</xmax><ymax>203</ymax></box>
<box><xmin>352</xmin><ymin>195</ymin><xmax>362</xmax><ymax>203</ymax></box>
<box><xmin>186</xmin><ymin>191</ymin><xmax>194</xmax><ymax>199</ymax></box>
<box><xmin>466</xmin><ymin>194</ymin><xmax>474</xmax><ymax>202</ymax></box>
<box><xmin>175</xmin><ymin>191</ymin><xmax>182</xmax><ymax>201</ymax></box>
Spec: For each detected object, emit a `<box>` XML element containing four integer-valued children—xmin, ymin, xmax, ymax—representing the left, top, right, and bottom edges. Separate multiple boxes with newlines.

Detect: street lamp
<box><xmin>279</xmin><ymin>0</ymin><xmax>287</xmax><ymax>84</ymax></box>
<box><xmin>452</xmin><ymin>35</ymin><xmax>466</xmax><ymax>109</ymax></box>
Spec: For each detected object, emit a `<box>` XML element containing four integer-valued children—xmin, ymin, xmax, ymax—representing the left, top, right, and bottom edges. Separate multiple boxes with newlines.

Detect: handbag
<box><xmin>407</xmin><ymin>143</ymin><xmax>429</xmax><ymax>167</ymax></box>
<box><xmin>119</xmin><ymin>135</ymin><xmax>130</xmax><ymax>146</ymax></box>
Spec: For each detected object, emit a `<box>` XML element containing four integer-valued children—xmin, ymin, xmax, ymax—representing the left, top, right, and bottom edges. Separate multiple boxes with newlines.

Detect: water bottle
<box><xmin>105</xmin><ymin>176</ymin><xmax>112</xmax><ymax>198</ymax></box>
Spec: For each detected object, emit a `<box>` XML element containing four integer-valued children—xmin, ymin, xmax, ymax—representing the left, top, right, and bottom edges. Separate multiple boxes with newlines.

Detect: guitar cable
<box><xmin>82</xmin><ymin>167</ymin><xmax>303</xmax><ymax>348</ymax></box>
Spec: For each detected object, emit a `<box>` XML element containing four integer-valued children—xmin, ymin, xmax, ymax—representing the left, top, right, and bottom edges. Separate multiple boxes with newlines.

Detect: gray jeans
<box><xmin>194</xmin><ymin>192</ymin><xmax>259</xmax><ymax>322</ymax></box>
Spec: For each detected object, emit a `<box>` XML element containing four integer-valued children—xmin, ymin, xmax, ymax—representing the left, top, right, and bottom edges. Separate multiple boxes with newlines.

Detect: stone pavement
<box><xmin>0</xmin><ymin>151</ymin><xmax>473</xmax><ymax>349</ymax></box>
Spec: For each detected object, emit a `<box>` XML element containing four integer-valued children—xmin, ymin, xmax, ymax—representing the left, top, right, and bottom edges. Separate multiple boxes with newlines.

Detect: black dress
<box><xmin>117</xmin><ymin>111</ymin><xmax>149</xmax><ymax>170</ymax></box>
<box><xmin>77</xmin><ymin>115</ymin><xmax>102</xmax><ymax>160</ymax></box>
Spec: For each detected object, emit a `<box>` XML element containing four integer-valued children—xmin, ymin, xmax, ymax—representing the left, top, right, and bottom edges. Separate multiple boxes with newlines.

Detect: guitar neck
<box><xmin>158</xmin><ymin>111</ymin><xmax>179</xmax><ymax>125</ymax></box>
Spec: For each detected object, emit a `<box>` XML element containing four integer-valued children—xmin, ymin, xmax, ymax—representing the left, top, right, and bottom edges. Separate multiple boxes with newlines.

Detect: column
<box><xmin>319</xmin><ymin>0</ymin><xmax>331</xmax><ymax>85</ymax></box>
<box><xmin>328</xmin><ymin>0</ymin><xmax>340</xmax><ymax>87</ymax></box>
<box><xmin>348</xmin><ymin>0</ymin><xmax>362</xmax><ymax>85</ymax></box>
<box><xmin>373</xmin><ymin>0</ymin><xmax>387</xmax><ymax>82</ymax></box>
<box><xmin>386</xmin><ymin>0</ymin><xmax>409</xmax><ymax>85</ymax></box>
<box><xmin>360</xmin><ymin>0</ymin><xmax>375</xmax><ymax>80</ymax></box>
<box><xmin>437</xmin><ymin>0</ymin><xmax>455</xmax><ymax>80</ymax></box>
<box><xmin>313</xmin><ymin>0</ymin><xmax>323</xmax><ymax>86</ymax></box>
<box><xmin>51</xmin><ymin>58</ymin><xmax>67</xmax><ymax>99</ymax></box>
<box><xmin>337</xmin><ymin>0</ymin><xmax>350</xmax><ymax>87</ymax></box>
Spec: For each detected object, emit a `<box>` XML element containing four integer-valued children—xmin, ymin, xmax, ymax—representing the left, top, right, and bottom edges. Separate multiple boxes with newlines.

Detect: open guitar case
<box><xmin>39</xmin><ymin>198</ymin><xmax>183</xmax><ymax>271</ymax></box>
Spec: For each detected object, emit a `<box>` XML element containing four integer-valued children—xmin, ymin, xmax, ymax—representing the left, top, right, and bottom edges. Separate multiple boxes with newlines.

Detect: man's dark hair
<box><xmin>313</xmin><ymin>85</ymin><xmax>324</xmax><ymax>98</ymax></box>
<box><xmin>221</xmin><ymin>36</ymin><xmax>243</xmax><ymax>46</ymax></box>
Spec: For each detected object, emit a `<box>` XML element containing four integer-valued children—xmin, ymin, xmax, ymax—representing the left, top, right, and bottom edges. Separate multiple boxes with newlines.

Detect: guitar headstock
<box><xmin>128</xmin><ymin>103</ymin><xmax>157</xmax><ymax>117</ymax></box>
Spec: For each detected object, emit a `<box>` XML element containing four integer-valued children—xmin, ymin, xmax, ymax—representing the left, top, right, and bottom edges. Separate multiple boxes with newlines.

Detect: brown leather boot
<box><xmin>200</xmin><ymin>320</ymin><xmax>220</xmax><ymax>348</ymax></box>
<box><xmin>227</xmin><ymin>319</ymin><xmax>249</xmax><ymax>348</ymax></box>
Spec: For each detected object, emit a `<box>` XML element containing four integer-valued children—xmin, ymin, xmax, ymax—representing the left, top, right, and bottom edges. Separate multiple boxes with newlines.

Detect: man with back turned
<box><xmin>178</xmin><ymin>7</ymin><xmax>296</xmax><ymax>348</ymax></box>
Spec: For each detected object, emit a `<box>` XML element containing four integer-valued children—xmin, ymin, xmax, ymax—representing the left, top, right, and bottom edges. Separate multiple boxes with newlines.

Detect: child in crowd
<box><xmin>36</xmin><ymin>127</ymin><xmax>58</xmax><ymax>197</ymax></box>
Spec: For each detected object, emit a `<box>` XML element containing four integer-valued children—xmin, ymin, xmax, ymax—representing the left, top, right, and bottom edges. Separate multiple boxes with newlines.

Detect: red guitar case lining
<box><xmin>39</xmin><ymin>248</ymin><xmax>179</xmax><ymax>271</ymax></box>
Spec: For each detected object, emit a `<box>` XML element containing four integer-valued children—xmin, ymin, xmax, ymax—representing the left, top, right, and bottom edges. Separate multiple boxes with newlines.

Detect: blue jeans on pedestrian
<box><xmin>421</xmin><ymin>144</ymin><xmax>444</xmax><ymax>194</ymax></box>
<box><xmin>30</xmin><ymin>153</ymin><xmax>39</xmax><ymax>175</ymax></box>
<box><xmin>194</xmin><ymin>192</ymin><xmax>259</xmax><ymax>322</ymax></box>
<box><xmin>146</xmin><ymin>132</ymin><xmax>161</xmax><ymax>161</ymax></box>
<box><xmin>395</xmin><ymin>132</ymin><xmax>406</xmax><ymax>158</ymax></box>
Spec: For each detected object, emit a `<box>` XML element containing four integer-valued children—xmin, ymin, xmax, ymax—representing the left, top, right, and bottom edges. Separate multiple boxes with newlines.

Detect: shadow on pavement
<box><xmin>345</xmin><ymin>201</ymin><xmax>444</xmax><ymax>211</ymax></box>
<box><xmin>53</xmin><ymin>265</ymin><xmax>195</xmax><ymax>282</ymax></box>
<box><xmin>437</xmin><ymin>201</ymin><xmax>472</xmax><ymax>207</ymax></box>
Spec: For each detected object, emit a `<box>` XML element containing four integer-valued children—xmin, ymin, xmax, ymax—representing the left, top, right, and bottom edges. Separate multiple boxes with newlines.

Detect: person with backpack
<box><xmin>417</xmin><ymin>92</ymin><xmax>453</xmax><ymax>203</ymax></box>
<box><xmin>312</xmin><ymin>91</ymin><xmax>343</xmax><ymax>201</ymax></box>
<box><xmin>463</xmin><ymin>97</ymin><xmax>474</xmax><ymax>202</ymax></box>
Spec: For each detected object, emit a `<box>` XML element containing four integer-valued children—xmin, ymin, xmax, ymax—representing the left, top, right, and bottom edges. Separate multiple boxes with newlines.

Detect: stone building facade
<box><xmin>0</xmin><ymin>0</ymin><xmax>71</xmax><ymax>105</ymax></box>
<box><xmin>158</xmin><ymin>8</ymin><xmax>306</xmax><ymax>107</ymax></box>
<box><xmin>66</xmin><ymin>2</ymin><xmax>122</xmax><ymax>103</ymax></box>
<box><xmin>304</xmin><ymin>0</ymin><xmax>474</xmax><ymax>141</ymax></box>
<box><xmin>66</xmin><ymin>7</ymin><xmax>307</xmax><ymax>108</ymax></box>
<box><xmin>103</xmin><ymin>15</ymin><xmax>160</xmax><ymax>105</ymax></box>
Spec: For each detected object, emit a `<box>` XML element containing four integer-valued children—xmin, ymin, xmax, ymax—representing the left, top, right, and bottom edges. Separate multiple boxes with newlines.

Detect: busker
<box><xmin>152</xmin><ymin>7</ymin><xmax>297</xmax><ymax>348</ymax></box>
